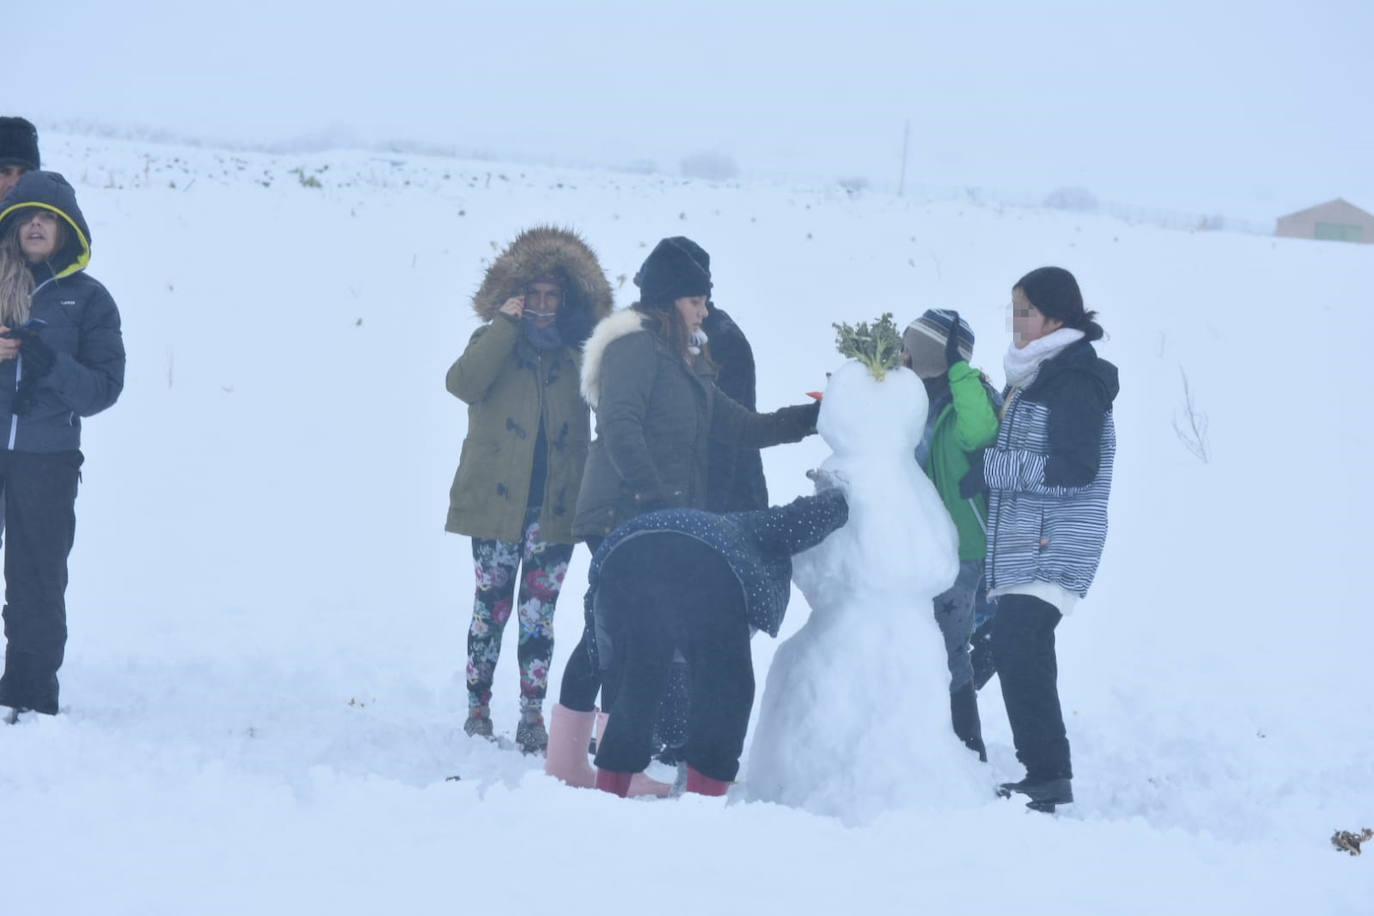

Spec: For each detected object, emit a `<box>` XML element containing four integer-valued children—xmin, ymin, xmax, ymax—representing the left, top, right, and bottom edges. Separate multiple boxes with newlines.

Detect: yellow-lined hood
<box><xmin>0</xmin><ymin>170</ymin><xmax>91</xmax><ymax>278</ymax></box>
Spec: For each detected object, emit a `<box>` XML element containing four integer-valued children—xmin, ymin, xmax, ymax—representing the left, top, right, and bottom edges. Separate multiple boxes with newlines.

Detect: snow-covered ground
<box><xmin>2</xmin><ymin>133</ymin><xmax>1371</xmax><ymax>913</ymax></box>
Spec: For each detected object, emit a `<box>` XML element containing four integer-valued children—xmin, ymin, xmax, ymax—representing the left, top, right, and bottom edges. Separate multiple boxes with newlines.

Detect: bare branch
<box><xmin>1171</xmin><ymin>365</ymin><xmax>1210</xmax><ymax>463</ymax></box>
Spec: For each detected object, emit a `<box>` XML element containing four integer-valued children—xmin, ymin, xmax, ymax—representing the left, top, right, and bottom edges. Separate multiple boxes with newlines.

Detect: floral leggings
<box><xmin>466</xmin><ymin>505</ymin><xmax>573</xmax><ymax>713</ymax></box>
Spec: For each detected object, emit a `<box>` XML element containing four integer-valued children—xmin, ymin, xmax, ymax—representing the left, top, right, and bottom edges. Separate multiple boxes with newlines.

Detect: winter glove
<box><xmin>16</xmin><ymin>328</ymin><xmax>56</xmax><ymax>380</ymax></box>
<box><xmin>800</xmin><ymin>397</ymin><xmax>821</xmax><ymax>432</ymax></box>
<box><xmin>944</xmin><ymin>310</ymin><xmax>964</xmax><ymax>369</ymax></box>
<box><xmin>958</xmin><ymin>452</ymin><xmax>987</xmax><ymax>499</ymax></box>
<box><xmin>806</xmin><ymin>466</ymin><xmax>844</xmax><ymax>494</ymax></box>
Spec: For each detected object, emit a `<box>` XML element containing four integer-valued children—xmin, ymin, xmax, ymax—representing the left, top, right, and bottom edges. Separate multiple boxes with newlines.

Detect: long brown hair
<box><xmin>633</xmin><ymin>299</ymin><xmax>716</xmax><ymax>368</ymax></box>
<box><xmin>0</xmin><ymin>222</ymin><xmax>35</xmax><ymax>328</ymax></box>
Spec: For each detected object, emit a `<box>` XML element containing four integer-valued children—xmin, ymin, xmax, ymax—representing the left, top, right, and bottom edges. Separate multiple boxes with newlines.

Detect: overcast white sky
<box><xmin>4</xmin><ymin>0</ymin><xmax>1371</xmax><ymax>219</ymax></box>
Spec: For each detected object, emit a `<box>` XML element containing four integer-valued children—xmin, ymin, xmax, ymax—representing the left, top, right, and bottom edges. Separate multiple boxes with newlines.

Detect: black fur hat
<box><xmin>0</xmin><ymin>117</ymin><xmax>40</xmax><ymax>171</ymax></box>
<box><xmin>634</xmin><ymin>237</ymin><xmax>712</xmax><ymax>306</ymax></box>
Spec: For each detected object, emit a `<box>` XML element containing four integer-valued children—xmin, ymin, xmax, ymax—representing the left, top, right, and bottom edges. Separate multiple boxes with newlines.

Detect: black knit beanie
<box><xmin>634</xmin><ymin>237</ymin><xmax>712</xmax><ymax>305</ymax></box>
<box><xmin>0</xmin><ymin>117</ymin><xmax>40</xmax><ymax>171</ymax></box>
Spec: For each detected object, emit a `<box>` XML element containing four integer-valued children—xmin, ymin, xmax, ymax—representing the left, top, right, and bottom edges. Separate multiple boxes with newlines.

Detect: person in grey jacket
<box><xmin>961</xmin><ymin>266</ymin><xmax>1117</xmax><ymax>812</ymax></box>
<box><xmin>546</xmin><ymin>237</ymin><xmax>819</xmax><ymax>782</ymax></box>
<box><xmin>0</xmin><ymin>171</ymin><xmax>125</xmax><ymax>719</ymax></box>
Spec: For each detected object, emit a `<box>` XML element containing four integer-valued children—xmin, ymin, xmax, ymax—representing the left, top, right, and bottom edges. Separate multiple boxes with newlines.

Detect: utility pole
<box><xmin>898</xmin><ymin>119</ymin><xmax>910</xmax><ymax>197</ymax></box>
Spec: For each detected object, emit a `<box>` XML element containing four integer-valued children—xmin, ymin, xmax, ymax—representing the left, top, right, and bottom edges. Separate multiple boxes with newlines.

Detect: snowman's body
<box><xmin>746</xmin><ymin>360</ymin><xmax>986</xmax><ymax>822</ymax></box>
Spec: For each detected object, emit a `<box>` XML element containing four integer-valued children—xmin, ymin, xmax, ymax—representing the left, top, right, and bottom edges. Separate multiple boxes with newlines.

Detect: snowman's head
<box><xmin>817</xmin><ymin>359</ymin><xmax>928</xmax><ymax>458</ymax></box>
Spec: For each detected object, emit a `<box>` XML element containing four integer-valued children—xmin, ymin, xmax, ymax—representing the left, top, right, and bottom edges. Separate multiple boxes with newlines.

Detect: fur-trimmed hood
<box><xmin>580</xmin><ymin>307</ymin><xmax>651</xmax><ymax>408</ymax></box>
<box><xmin>472</xmin><ymin>227</ymin><xmax>614</xmax><ymax>346</ymax></box>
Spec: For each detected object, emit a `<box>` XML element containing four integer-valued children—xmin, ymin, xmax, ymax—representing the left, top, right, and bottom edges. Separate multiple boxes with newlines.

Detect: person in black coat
<box><xmin>0</xmin><ymin>171</ymin><xmax>125</xmax><ymax>719</ymax></box>
<box><xmin>588</xmin><ymin>484</ymin><xmax>849</xmax><ymax>797</ymax></box>
<box><xmin>0</xmin><ymin>117</ymin><xmax>40</xmax><ymax>199</ymax></box>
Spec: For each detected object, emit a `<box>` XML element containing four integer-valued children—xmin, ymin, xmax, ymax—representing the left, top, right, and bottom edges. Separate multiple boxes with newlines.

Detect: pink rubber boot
<box><xmin>591</xmin><ymin>710</ymin><xmax>609</xmax><ymax>754</ymax></box>
<box><xmin>594</xmin><ymin>711</ymin><xmax>674</xmax><ymax>797</ymax></box>
<box><xmin>595</xmin><ymin>768</ymin><xmax>632</xmax><ymax>797</ymax></box>
<box><xmin>628</xmin><ymin>771</ymin><xmax>675</xmax><ymax>798</ymax></box>
<box><xmin>543</xmin><ymin>703</ymin><xmax>596</xmax><ymax>788</ymax></box>
<box><xmin>685</xmin><ymin>765</ymin><xmax>730</xmax><ymax>797</ymax></box>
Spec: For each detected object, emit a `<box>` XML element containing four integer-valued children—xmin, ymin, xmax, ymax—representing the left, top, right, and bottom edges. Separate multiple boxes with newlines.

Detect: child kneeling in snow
<box><xmin>584</xmin><ymin>486</ymin><xmax>848</xmax><ymax>797</ymax></box>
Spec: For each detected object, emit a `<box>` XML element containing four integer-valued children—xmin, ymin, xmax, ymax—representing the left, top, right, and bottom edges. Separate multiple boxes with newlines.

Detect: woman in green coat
<box><xmin>446</xmin><ymin>227</ymin><xmax>613</xmax><ymax>753</ymax></box>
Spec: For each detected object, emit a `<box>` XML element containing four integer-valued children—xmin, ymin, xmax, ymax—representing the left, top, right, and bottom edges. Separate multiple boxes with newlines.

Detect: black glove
<box><xmin>958</xmin><ymin>453</ymin><xmax>987</xmax><ymax>499</ymax></box>
<box><xmin>17</xmin><ymin>329</ymin><xmax>56</xmax><ymax>380</ymax></box>
<box><xmin>11</xmin><ymin>377</ymin><xmax>39</xmax><ymax>416</ymax></box>
<box><xmin>800</xmin><ymin>397</ymin><xmax>821</xmax><ymax>431</ymax></box>
<box><xmin>944</xmin><ymin>310</ymin><xmax>964</xmax><ymax>369</ymax></box>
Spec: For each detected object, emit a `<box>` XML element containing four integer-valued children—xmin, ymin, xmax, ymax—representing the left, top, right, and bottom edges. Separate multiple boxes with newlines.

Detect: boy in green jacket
<box><xmin>903</xmin><ymin>309</ymin><xmax>1000</xmax><ymax>760</ymax></box>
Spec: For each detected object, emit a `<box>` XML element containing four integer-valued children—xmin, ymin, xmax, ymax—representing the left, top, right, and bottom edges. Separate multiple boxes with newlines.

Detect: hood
<box><xmin>1033</xmin><ymin>338</ymin><xmax>1120</xmax><ymax>405</ymax></box>
<box><xmin>0</xmin><ymin>170</ymin><xmax>91</xmax><ymax>279</ymax></box>
<box><xmin>579</xmin><ymin>307</ymin><xmax>651</xmax><ymax>408</ymax></box>
<box><xmin>472</xmin><ymin>226</ymin><xmax>614</xmax><ymax>346</ymax></box>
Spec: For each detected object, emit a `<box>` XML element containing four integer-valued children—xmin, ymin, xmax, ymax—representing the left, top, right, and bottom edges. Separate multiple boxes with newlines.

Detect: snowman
<box><xmin>746</xmin><ymin>316</ymin><xmax>988</xmax><ymax>823</ymax></box>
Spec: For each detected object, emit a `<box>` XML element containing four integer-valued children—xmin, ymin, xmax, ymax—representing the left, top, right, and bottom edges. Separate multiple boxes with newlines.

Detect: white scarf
<box><xmin>688</xmin><ymin>329</ymin><xmax>709</xmax><ymax>356</ymax></box>
<box><xmin>1003</xmin><ymin>327</ymin><xmax>1085</xmax><ymax>389</ymax></box>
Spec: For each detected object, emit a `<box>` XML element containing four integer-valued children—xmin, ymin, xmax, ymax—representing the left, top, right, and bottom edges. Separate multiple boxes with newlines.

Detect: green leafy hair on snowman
<box><xmin>833</xmin><ymin>312</ymin><xmax>904</xmax><ymax>381</ymax></box>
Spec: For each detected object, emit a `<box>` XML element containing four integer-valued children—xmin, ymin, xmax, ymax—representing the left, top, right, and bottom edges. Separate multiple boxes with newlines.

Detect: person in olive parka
<box><xmin>445</xmin><ymin>226</ymin><xmax>613</xmax><ymax>753</ymax></box>
<box><xmin>0</xmin><ymin>170</ymin><xmax>125</xmax><ymax>721</ymax></box>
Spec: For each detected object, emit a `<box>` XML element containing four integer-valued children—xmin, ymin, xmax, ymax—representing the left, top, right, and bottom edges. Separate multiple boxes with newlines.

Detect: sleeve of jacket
<box><xmin>981</xmin><ymin>377</ymin><xmax>1109</xmax><ymax>496</ymax></box>
<box><xmin>39</xmin><ymin>283</ymin><xmax>124</xmax><ymax>417</ymax></box>
<box><xmin>947</xmin><ymin>361</ymin><xmax>1000</xmax><ymax>453</ymax></box>
<box><xmin>709</xmin><ymin>389</ymin><xmax>819</xmax><ymax>448</ymax></box>
<box><xmin>597</xmin><ymin>333</ymin><xmax>674</xmax><ymax>505</ymax></box>
<box><xmin>445</xmin><ymin>315</ymin><xmax>519</xmax><ymax>404</ymax></box>
<box><xmin>744</xmin><ymin>489</ymin><xmax>849</xmax><ymax>558</ymax></box>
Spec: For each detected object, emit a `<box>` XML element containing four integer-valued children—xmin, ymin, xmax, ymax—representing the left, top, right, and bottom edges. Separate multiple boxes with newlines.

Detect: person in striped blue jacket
<box><xmin>960</xmin><ymin>266</ymin><xmax>1118</xmax><ymax>812</ymax></box>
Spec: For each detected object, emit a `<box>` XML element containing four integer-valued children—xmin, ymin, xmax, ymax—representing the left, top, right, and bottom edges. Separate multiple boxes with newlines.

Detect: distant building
<box><xmin>1275</xmin><ymin>199</ymin><xmax>1374</xmax><ymax>244</ymax></box>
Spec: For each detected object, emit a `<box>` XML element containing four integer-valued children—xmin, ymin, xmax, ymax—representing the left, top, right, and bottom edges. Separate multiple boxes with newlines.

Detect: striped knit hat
<box><xmin>903</xmin><ymin>309</ymin><xmax>974</xmax><ymax>379</ymax></box>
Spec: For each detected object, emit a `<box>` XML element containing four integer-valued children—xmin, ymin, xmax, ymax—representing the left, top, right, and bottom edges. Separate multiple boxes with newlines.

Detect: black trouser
<box><xmin>594</xmin><ymin>551</ymin><xmax>753</xmax><ymax>782</ymax></box>
<box><xmin>991</xmin><ymin>593</ymin><xmax>1071</xmax><ymax>781</ymax></box>
<box><xmin>0</xmin><ymin>450</ymin><xmax>82</xmax><ymax>715</ymax></box>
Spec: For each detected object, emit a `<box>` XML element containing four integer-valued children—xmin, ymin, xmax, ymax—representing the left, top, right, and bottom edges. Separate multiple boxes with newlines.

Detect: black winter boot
<box><xmin>0</xmin><ymin>649</ymin><xmax>58</xmax><ymax>716</ymax></box>
<box><xmin>950</xmin><ymin>683</ymin><xmax>987</xmax><ymax>762</ymax></box>
<box><xmin>515</xmin><ymin>707</ymin><xmax>548</xmax><ymax>755</ymax></box>
<box><xmin>997</xmin><ymin>776</ymin><xmax>1073</xmax><ymax>812</ymax></box>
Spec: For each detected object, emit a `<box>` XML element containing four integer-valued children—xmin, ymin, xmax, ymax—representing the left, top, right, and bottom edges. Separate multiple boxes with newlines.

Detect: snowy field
<box><xmin>1</xmin><ymin>133</ymin><xmax>1372</xmax><ymax>913</ymax></box>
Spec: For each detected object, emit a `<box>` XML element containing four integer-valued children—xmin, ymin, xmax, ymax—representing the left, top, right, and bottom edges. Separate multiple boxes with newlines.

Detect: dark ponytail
<box><xmin>1015</xmin><ymin>266</ymin><xmax>1105</xmax><ymax>341</ymax></box>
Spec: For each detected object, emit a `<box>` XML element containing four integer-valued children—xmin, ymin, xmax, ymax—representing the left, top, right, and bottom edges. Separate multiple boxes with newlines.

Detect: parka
<box><xmin>572</xmin><ymin>308</ymin><xmax>818</xmax><ymax>540</ymax></box>
<box><xmin>445</xmin><ymin>227</ymin><xmax>613</xmax><ymax>544</ymax></box>
<box><xmin>0</xmin><ymin>171</ymin><xmax>124</xmax><ymax>454</ymax></box>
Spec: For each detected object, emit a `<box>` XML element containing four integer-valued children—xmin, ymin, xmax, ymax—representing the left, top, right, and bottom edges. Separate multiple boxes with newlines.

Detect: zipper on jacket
<box><xmin>7</xmin><ymin>354</ymin><xmax>21</xmax><ymax>450</ymax></box>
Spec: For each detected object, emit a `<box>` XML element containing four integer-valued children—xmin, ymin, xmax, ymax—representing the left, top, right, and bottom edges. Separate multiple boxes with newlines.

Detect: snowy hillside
<box><xmin>2</xmin><ymin>132</ymin><xmax>1372</xmax><ymax>914</ymax></box>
